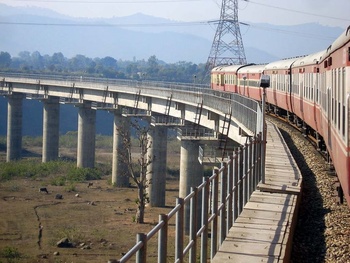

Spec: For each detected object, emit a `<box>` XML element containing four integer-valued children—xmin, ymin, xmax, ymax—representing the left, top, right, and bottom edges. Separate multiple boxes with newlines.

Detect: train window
<box><xmin>328</xmin><ymin>57</ymin><xmax>332</xmax><ymax>66</ymax></box>
<box><xmin>324</xmin><ymin>60</ymin><xmax>328</xmax><ymax>68</ymax></box>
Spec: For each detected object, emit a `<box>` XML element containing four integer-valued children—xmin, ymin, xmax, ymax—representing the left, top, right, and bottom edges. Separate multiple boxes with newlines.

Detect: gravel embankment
<box><xmin>267</xmin><ymin>116</ymin><xmax>350</xmax><ymax>263</ymax></box>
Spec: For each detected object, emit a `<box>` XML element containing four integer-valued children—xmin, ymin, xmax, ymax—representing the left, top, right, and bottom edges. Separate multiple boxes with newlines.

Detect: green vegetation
<box><xmin>0</xmin><ymin>160</ymin><xmax>70</xmax><ymax>181</ymax></box>
<box><xmin>53</xmin><ymin>226</ymin><xmax>86</xmax><ymax>245</ymax></box>
<box><xmin>0</xmin><ymin>159</ymin><xmax>107</xmax><ymax>189</ymax></box>
<box><xmin>0</xmin><ymin>246</ymin><xmax>22</xmax><ymax>262</ymax></box>
<box><xmin>0</xmin><ymin>51</ymin><xmax>208</xmax><ymax>83</ymax></box>
<box><xmin>58</xmin><ymin>132</ymin><xmax>113</xmax><ymax>149</ymax></box>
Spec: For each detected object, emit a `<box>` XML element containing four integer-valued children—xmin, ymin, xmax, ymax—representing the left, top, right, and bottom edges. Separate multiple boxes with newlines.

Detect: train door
<box><xmin>300</xmin><ymin>71</ymin><xmax>304</xmax><ymax>120</ymax></box>
<box><xmin>347</xmin><ymin>94</ymin><xmax>350</xmax><ymax>196</ymax></box>
<box><xmin>286</xmin><ymin>74</ymin><xmax>291</xmax><ymax>111</ymax></box>
<box><xmin>327</xmin><ymin>86</ymin><xmax>332</xmax><ymax>150</ymax></box>
<box><xmin>313</xmin><ymin>71</ymin><xmax>319</xmax><ymax>129</ymax></box>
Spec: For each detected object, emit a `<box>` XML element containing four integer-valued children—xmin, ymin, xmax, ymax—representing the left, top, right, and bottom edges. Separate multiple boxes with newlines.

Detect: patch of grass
<box><xmin>22</xmin><ymin>136</ymin><xmax>42</xmax><ymax>147</ymax></box>
<box><xmin>0</xmin><ymin>160</ymin><xmax>107</xmax><ymax>187</ymax></box>
<box><xmin>0</xmin><ymin>160</ymin><xmax>75</xmax><ymax>181</ymax></box>
<box><xmin>59</xmin><ymin>131</ymin><xmax>78</xmax><ymax>148</ymax></box>
<box><xmin>8</xmin><ymin>182</ymin><xmax>21</xmax><ymax>192</ymax></box>
<box><xmin>91</xmin><ymin>228</ymin><xmax>108</xmax><ymax>241</ymax></box>
<box><xmin>67</xmin><ymin>167</ymin><xmax>102</xmax><ymax>181</ymax></box>
<box><xmin>0</xmin><ymin>246</ymin><xmax>22</xmax><ymax>262</ymax></box>
<box><xmin>54</xmin><ymin>226</ymin><xmax>86</xmax><ymax>245</ymax></box>
<box><xmin>50</xmin><ymin>167</ymin><xmax>104</xmax><ymax>187</ymax></box>
<box><xmin>50</xmin><ymin>176</ymin><xmax>66</xmax><ymax>186</ymax></box>
<box><xmin>64</xmin><ymin>183</ymin><xmax>76</xmax><ymax>192</ymax></box>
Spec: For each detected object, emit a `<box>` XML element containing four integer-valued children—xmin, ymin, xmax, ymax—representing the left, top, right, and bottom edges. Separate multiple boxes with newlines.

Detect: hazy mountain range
<box><xmin>0</xmin><ymin>4</ymin><xmax>346</xmax><ymax>136</ymax></box>
<box><xmin>0</xmin><ymin>3</ymin><xmax>345</xmax><ymax>64</ymax></box>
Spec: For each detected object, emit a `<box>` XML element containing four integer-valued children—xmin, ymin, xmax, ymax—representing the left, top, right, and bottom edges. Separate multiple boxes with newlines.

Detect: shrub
<box><xmin>51</xmin><ymin>176</ymin><xmax>66</xmax><ymax>186</ymax></box>
<box><xmin>0</xmin><ymin>246</ymin><xmax>21</xmax><ymax>261</ymax></box>
<box><xmin>64</xmin><ymin>183</ymin><xmax>76</xmax><ymax>192</ymax></box>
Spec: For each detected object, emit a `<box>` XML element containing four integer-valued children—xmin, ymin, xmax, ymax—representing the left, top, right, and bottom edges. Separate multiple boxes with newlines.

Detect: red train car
<box><xmin>211</xmin><ymin>26</ymin><xmax>350</xmax><ymax>206</ymax></box>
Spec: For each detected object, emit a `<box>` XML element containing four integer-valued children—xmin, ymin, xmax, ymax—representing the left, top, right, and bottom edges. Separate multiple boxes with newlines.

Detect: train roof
<box><xmin>212</xmin><ymin>63</ymin><xmax>266</xmax><ymax>73</ymax></box>
<box><xmin>237</xmin><ymin>64</ymin><xmax>266</xmax><ymax>74</ymax></box>
<box><xmin>324</xmin><ymin>26</ymin><xmax>350</xmax><ymax>56</ymax></box>
<box><xmin>211</xmin><ymin>64</ymin><xmax>244</xmax><ymax>72</ymax></box>
<box><xmin>293</xmin><ymin>50</ymin><xmax>326</xmax><ymax>67</ymax></box>
<box><xmin>264</xmin><ymin>57</ymin><xmax>299</xmax><ymax>70</ymax></box>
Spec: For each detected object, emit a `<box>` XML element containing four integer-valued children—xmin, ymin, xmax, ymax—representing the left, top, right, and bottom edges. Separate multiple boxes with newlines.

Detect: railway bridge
<box><xmin>0</xmin><ymin>73</ymin><xmax>260</xmax><ymax>204</ymax></box>
<box><xmin>0</xmin><ymin>73</ymin><xmax>301</xmax><ymax>262</ymax></box>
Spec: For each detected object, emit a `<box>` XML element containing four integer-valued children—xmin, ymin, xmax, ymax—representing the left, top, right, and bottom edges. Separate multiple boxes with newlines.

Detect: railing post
<box><xmin>136</xmin><ymin>233</ymin><xmax>147</xmax><ymax>263</ymax></box>
<box><xmin>248</xmin><ymin>138</ymin><xmax>253</xmax><ymax>198</ymax></box>
<box><xmin>158</xmin><ymin>214</ymin><xmax>168</xmax><ymax>263</ymax></box>
<box><xmin>252</xmin><ymin>136</ymin><xmax>257</xmax><ymax>191</ymax></box>
<box><xmin>220</xmin><ymin>162</ymin><xmax>227</xmax><ymax>244</ymax></box>
<box><xmin>175</xmin><ymin>198</ymin><xmax>184</xmax><ymax>263</ymax></box>
<box><xmin>201</xmin><ymin>177</ymin><xmax>210</xmax><ymax>263</ymax></box>
<box><xmin>211</xmin><ymin>167</ymin><xmax>219</xmax><ymax>259</ymax></box>
<box><xmin>244</xmin><ymin>143</ymin><xmax>249</xmax><ymax>205</ymax></box>
<box><xmin>257</xmin><ymin>132</ymin><xmax>262</xmax><ymax>183</ymax></box>
<box><xmin>238</xmin><ymin>147</ymin><xmax>244</xmax><ymax>214</ymax></box>
<box><xmin>233</xmin><ymin>150</ymin><xmax>239</xmax><ymax>221</ymax></box>
<box><xmin>227</xmin><ymin>154</ymin><xmax>234</xmax><ymax>230</ymax></box>
<box><xmin>189</xmin><ymin>187</ymin><xmax>198</xmax><ymax>263</ymax></box>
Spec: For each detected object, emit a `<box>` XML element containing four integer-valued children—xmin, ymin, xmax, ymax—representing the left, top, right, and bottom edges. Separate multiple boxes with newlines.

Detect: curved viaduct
<box><xmin>0</xmin><ymin>73</ymin><xmax>262</xmax><ymax>207</ymax></box>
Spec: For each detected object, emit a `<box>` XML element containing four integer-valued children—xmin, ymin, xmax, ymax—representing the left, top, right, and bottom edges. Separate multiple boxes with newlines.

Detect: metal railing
<box><xmin>0</xmin><ymin>72</ymin><xmax>261</xmax><ymax>135</ymax></box>
<box><xmin>111</xmin><ymin>134</ymin><xmax>262</xmax><ymax>263</ymax></box>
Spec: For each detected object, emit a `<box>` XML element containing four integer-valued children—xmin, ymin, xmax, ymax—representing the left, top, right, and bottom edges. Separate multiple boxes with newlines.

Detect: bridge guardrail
<box><xmin>112</xmin><ymin>134</ymin><xmax>262</xmax><ymax>263</ymax></box>
<box><xmin>0</xmin><ymin>72</ymin><xmax>261</xmax><ymax>135</ymax></box>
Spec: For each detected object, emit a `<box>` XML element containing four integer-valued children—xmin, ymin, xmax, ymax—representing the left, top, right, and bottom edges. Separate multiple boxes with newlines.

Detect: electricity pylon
<box><xmin>206</xmin><ymin>0</ymin><xmax>247</xmax><ymax>71</ymax></box>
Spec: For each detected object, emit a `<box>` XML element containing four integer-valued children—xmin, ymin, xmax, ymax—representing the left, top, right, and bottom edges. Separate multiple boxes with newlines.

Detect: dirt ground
<box><xmin>0</xmin><ymin>148</ymin><xmax>181</xmax><ymax>263</ymax></box>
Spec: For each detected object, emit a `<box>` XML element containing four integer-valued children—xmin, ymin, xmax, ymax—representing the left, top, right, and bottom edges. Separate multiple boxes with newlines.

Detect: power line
<box><xmin>0</xmin><ymin>20</ymin><xmax>209</xmax><ymax>27</ymax></box>
<box><xmin>241</xmin><ymin>0</ymin><xmax>350</xmax><ymax>23</ymax></box>
<box><xmin>13</xmin><ymin>0</ymin><xmax>203</xmax><ymax>3</ymax></box>
<box><xmin>241</xmin><ymin>23</ymin><xmax>337</xmax><ymax>41</ymax></box>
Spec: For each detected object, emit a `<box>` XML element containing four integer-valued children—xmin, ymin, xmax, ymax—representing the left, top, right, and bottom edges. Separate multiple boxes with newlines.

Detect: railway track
<box><xmin>267</xmin><ymin>115</ymin><xmax>350</xmax><ymax>263</ymax></box>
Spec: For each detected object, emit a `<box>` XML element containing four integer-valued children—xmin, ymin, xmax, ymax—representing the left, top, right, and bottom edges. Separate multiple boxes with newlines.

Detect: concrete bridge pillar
<box><xmin>6</xmin><ymin>93</ymin><xmax>24</xmax><ymax>162</ymax></box>
<box><xmin>112</xmin><ymin>111</ymin><xmax>130</xmax><ymax>187</ymax></box>
<box><xmin>146</xmin><ymin>125</ymin><xmax>168</xmax><ymax>207</ymax></box>
<box><xmin>77</xmin><ymin>101</ymin><xmax>96</xmax><ymax>168</ymax></box>
<box><xmin>179</xmin><ymin>139</ymin><xmax>203</xmax><ymax>233</ymax></box>
<box><xmin>42</xmin><ymin>97</ymin><xmax>60</xmax><ymax>162</ymax></box>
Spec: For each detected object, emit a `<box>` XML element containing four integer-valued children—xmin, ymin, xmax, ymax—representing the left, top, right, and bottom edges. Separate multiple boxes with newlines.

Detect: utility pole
<box><xmin>206</xmin><ymin>0</ymin><xmax>247</xmax><ymax>72</ymax></box>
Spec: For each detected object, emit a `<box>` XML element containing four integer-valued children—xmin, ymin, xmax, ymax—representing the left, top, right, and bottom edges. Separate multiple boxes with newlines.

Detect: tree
<box><xmin>100</xmin><ymin>56</ymin><xmax>117</xmax><ymax>69</ymax></box>
<box><xmin>0</xmin><ymin>52</ymin><xmax>11</xmax><ymax>68</ymax></box>
<box><xmin>146</xmin><ymin>55</ymin><xmax>159</xmax><ymax>79</ymax></box>
<box><xmin>68</xmin><ymin>54</ymin><xmax>93</xmax><ymax>72</ymax></box>
<box><xmin>31</xmin><ymin>51</ymin><xmax>44</xmax><ymax>70</ymax></box>
<box><xmin>116</xmin><ymin>118</ymin><xmax>153</xmax><ymax>224</ymax></box>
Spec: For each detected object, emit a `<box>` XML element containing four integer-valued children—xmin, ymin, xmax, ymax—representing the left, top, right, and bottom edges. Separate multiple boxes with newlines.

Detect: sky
<box><xmin>0</xmin><ymin>0</ymin><xmax>350</xmax><ymax>29</ymax></box>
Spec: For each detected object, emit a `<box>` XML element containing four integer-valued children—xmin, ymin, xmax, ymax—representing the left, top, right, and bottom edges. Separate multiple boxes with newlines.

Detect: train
<box><xmin>211</xmin><ymin>26</ymin><xmax>350</xmax><ymax>207</ymax></box>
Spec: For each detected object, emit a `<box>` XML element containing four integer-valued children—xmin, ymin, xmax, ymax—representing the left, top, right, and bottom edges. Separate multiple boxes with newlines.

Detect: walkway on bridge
<box><xmin>212</xmin><ymin>121</ymin><xmax>302</xmax><ymax>262</ymax></box>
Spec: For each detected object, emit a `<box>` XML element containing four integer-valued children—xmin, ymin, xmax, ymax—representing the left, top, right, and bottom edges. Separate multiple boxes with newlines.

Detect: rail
<box><xmin>111</xmin><ymin>134</ymin><xmax>262</xmax><ymax>262</ymax></box>
<box><xmin>0</xmin><ymin>72</ymin><xmax>261</xmax><ymax>135</ymax></box>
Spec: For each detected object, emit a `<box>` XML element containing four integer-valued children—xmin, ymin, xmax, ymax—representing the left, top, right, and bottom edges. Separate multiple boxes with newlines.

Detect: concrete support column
<box><xmin>112</xmin><ymin>111</ymin><xmax>130</xmax><ymax>187</ymax></box>
<box><xmin>42</xmin><ymin>97</ymin><xmax>60</xmax><ymax>162</ymax></box>
<box><xmin>146</xmin><ymin>126</ymin><xmax>168</xmax><ymax>207</ymax></box>
<box><xmin>77</xmin><ymin>101</ymin><xmax>96</xmax><ymax>168</ymax></box>
<box><xmin>6</xmin><ymin>93</ymin><xmax>24</xmax><ymax>162</ymax></box>
<box><xmin>179</xmin><ymin>139</ymin><xmax>203</xmax><ymax>233</ymax></box>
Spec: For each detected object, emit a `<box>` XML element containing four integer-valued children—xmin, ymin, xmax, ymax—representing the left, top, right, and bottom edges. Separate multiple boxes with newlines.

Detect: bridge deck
<box><xmin>212</xmin><ymin>121</ymin><xmax>302</xmax><ymax>263</ymax></box>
